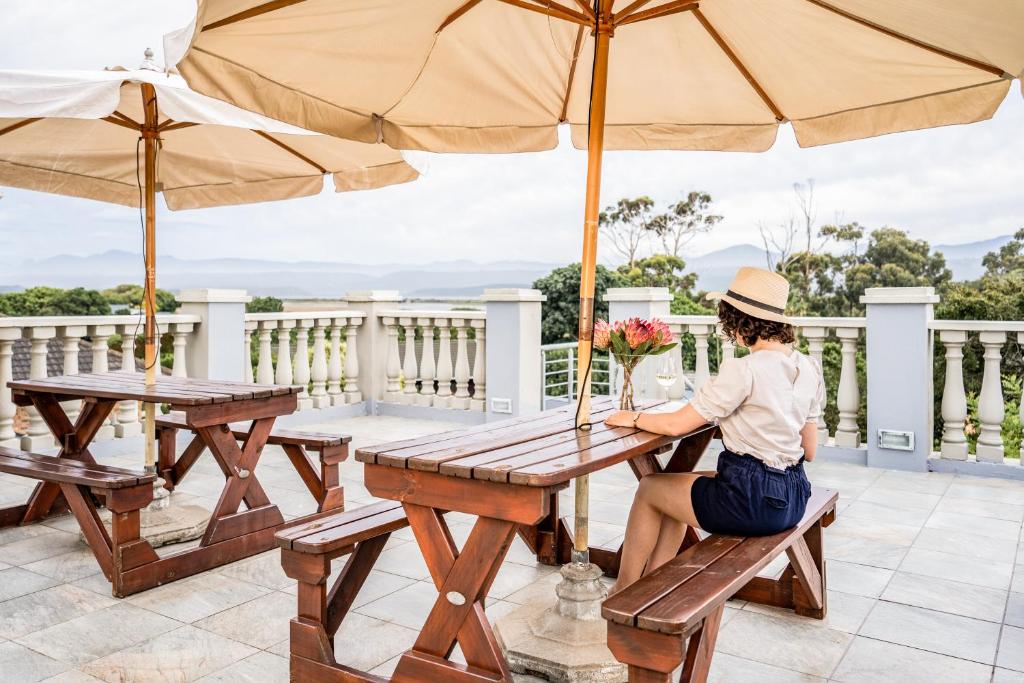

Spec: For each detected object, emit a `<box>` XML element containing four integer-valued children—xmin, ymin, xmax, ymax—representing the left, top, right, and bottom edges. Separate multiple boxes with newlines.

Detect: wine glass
<box><xmin>655</xmin><ymin>354</ymin><xmax>678</xmax><ymax>390</ymax></box>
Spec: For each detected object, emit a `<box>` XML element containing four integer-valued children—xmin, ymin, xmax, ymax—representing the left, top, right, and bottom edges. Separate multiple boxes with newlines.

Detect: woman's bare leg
<box><xmin>611</xmin><ymin>473</ymin><xmax>704</xmax><ymax>593</ymax></box>
<box><xmin>646</xmin><ymin>515</ymin><xmax>686</xmax><ymax>575</ymax></box>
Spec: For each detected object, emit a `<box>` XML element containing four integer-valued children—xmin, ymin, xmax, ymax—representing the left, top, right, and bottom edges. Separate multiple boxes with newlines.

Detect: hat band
<box><xmin>725</xmin><ymin>289</ymin><xmax>786</xmax><ymax>316</ymax></box>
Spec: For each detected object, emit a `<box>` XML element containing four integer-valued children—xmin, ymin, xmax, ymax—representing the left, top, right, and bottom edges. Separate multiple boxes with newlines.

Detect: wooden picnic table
<box><xmin>353</xmin><ymin>397</ymin><xmax>718</xmax><ymax>681</ymax></box>
<box><xmin>1</xmin><ymin>373</ymin><xmax>334</xmax><ymax>596</ymax></box>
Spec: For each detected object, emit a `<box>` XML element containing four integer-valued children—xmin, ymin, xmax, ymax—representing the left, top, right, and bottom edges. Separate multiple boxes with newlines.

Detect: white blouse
<box><xmin>689</xmin><ymin>349</ymin><xmax>825</xmax><ymax>469</ymax></box>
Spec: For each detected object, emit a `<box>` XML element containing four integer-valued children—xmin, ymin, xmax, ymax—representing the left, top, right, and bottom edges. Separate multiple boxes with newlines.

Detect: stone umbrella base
<box><xmin>495</xmin><ymin>562</ymin><xmax>627</xmax><ymax>683</ymax></box>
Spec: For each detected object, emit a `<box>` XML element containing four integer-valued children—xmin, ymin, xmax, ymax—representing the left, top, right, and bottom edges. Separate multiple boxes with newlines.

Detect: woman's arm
<box><xmin>605</xmin><ymin>404</ymin><xmax>709</xmax><ymax>438</ymax></box>
<box><xmin>800</xmin><ymin>421</ymin><xmax>818</xmax><ymax>462</ymax></box>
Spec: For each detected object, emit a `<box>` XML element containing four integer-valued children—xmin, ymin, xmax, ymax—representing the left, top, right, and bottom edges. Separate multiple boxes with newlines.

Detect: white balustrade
<box><xmin>115</xmin><ymin>325</ymin><xmax>141</xmax><ymax>438</ymax></box>
<box><xmin>382</xmin><ymin>316</ymin><xmax>402</xmax><ymax>402</ymax></box>
<box><xmin>417</xmin><ymin>317</ymin><xmax>437</xmax><ymax>407</ymax></box>
<box><xmin>310</xmin><ymin>319</ymin><xmax>330</xmax><ymax>408</ymax></box>
<box><xmin>343</xmin><ymin>317</ymin><xmax>362</xmax><ymax>404</ymax></box>
<box><xmin>434</xmin><ymin>318</ymin><xmax>454</xmax><ymax>408</ymax></box>
<box><xmin>802</xmin><ymin>326</ymin><xmax>828</xmax><ymax>444</ymax></box>
<box><xmin>471</xmin><ymin>319</ymin><xmax>486</xmax><ymax>411</ymax></box>
<box><xmin>243</xmin><ymin>321</ymin><xmax>257</xmax><ymax>383</ymax></box>
<box><xmin>60</xmin><ymin>325</ymin><xmax>86</xmax><ymax>425</ymax></box>
<box><xmin>171</xmin><ymin>322</ymin><xmax>193</xmax><ymax>378</ymax></box>
<box><xmin>938</xmin><ymin>329</ymin><xmax>969</xmax><ymax>460</ymax></box>
<box><xmin>275</xmin><ymin>320</ymin><xmax>295</xmax><ymax>386</ymax></box>
<box><xmin>256</xmin><ymin>322</ymin><xmax>275</xmax><ymax>385</ymax></box>
<box><xmin>326</xmin><ymin>320</ymin><xmax>343</xmax><ymax>405</ymax></box>
<box><xmin>89</xmin><ymin>323</ymin><xmax>118</xmax><ymax>442</ymax></box>
<box><xmin>833</xmin><ymin>327</ymin><xmax>861</xmax><ymax>448</ymax></box>
<box><xmin>451</xmin><ymin>319</ymin><xmax>472</xmax><ymax>410</ymax></box>
<box><xmin>0</xmin><ymin>329</ymin><xmax>20</xmax><ymax>447</ymax></box>
<box><xmin>400</xmin><ymin>316</ymin><xmax>419</xmax><ymax>404</ymax></box>
<box><xmin>293</xmin><ymin>320</ymin><xmax>312</xmax><ymax>410</ymax></box>
<box><xmin>691</xmin><ymin>323</ymin><xmax>712</xmax><ymax>391</ymax></box>
<box><xmin>21</xmin><ymin>326</ymin><xmax>56</xmax><ymax>450</ymax></box>
<box><xmin>976</xmin><ymin>330</ymin><xmax>1007</xmax><ymax>463</ymax></box>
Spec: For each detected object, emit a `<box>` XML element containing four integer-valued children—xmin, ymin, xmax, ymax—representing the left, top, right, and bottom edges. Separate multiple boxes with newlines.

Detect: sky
<box><xmin>0</xmin><ymin>0</ymin><xmax>1021</xmax><ymax>272</ymax></box>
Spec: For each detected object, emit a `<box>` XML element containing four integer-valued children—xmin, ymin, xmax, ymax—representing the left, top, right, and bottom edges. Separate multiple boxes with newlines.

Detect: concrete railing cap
<box><xmin>177</xmin><ymin>288</ymin><xmax>251</xmax><ymax>304</ymax></box>
<box><xmin>860</xmin><ymin>287</ymin><xmax>939</xmax><ymax>305</ymax></box>
<box><xmin>481</xmin><ymin>288</ymin><xmax>546</xmax><ymax>302</ymax></box>
<box><xmin>604</xmin><ymin>287</ymin><xmax>672</xmax><ymax>302</ymax></box>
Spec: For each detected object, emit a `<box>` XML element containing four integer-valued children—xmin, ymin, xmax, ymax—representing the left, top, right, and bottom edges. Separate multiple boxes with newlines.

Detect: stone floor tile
<box><xmin>926</xmin><ymin>510</ymin><xmax>1022</xmax><ymax>541</ymax></box>
<box><xmin>880</xmin><ymin>571</ymin><xmax>1008</xmax><ymax>622</ymax></box>
<box><xmin>373</xmin><ymin>540</ymin><xmax>433</xmax><ymax>581</ymax></box>
<box><xmin>80</xmin><ymin>625</ymin><xmax>257</xmax><ymax>682</ymax></box>
<box><xmin>194</xmin><ymin>591</ymin><xmax>293</xmax><ymax>650</ymax></box>
<box><xmin>899</xmin><ymin>547</ymin><xmax>1014</xmax><ymax>590</ymax></box>
<box><xmin>1007</xmin><ymin>592</ymin><xmax>1024</xmax><ymax>628</ymax></box>
<box><xmin>856</xmin><ymin>486</ymin><xmax>941</xmax><ymax>511</ymax></box>
<box><xmin>859</xmin><ymin>601</ymin><xmax>1001</xmax><ymax>664</ymax></box>
<box><xmin>0</xmin><ymin>566</ymin><xmax>61</xmax><ymax>602</ymax></box>
<box><xmin>40</xmin><ymin>671</ymin><xmax>105</xmax><ymax>682</ymax></box>
<box><xmin>0</xmin><ymin>584</ymin><xmax>116</xmax><ymax>639</ymax></box>
<box><xmin>825</xmin><ymin>532</ymin><xmax>909</xmax><ymax>570</ymax></box>
<box><xmin>843</xmin><ymin>499</ymin><xmax>932</xmax><ymax>527</ymax></box>
<box><xmin>16</xmin><ymin>603</ymin><xmax>180</xmax><ymax>666</ymax></box>
<box><xmin>743</xmin><ymin>589</ymin><xmax>874</xmax><ymax>634</ymax></box>
<box><xmin>911</xmin><ymin>526</ymin><xmax>1018</xmax><ymax>563</ymax></box>
<box><xmin>332</xmin><ymin>612</ymin><xmax>420</xmax><ymax>671</ymax></box>
<box><xmin>127</xmin><ymin>572</ymin><xmax>270</xmax><ymax>623</ymax></box>
<box><xmin>933</xmin><ymin>495</ymin><xmax>1024</xmax><ymax>522</ymax></box>
<box><xmin>1018</xmin><ymin>542</ymin><xmax>1024</xmax><ymax>563</ymax></box>
<box><xmin>212</xmin><ymin>551</ymin><xmax>293</xmax><ymax>591</ymax></box>
<box><xmin>1</xmin><ymin>529</ymin><xmax>84</xmax><ymax>566</ymax></box>
<box><xmin>716</xmin><ymin>610</ymin><xmax>852</xmax><ymax>678</ymax></box>
<box><xmin>40</xmin><ymin>513</ymin><xmax>87</xmax><ymax>535</ymax></box>
<box><xmin>356</xmin><ymin>580</ymin><xmax>438</xmax><ymax>631</ymax></box>
<box><xmin>24</xmin><ymin>548</ymin><xmax>105</xmax><ymax>582</ymax></box>
<box><xmin>945</xmin><ymin>482</ymin><xmax>1024</xmax><ymax>506</ymax></box>
<box><xmin>708</xmin><ymin>653</ymin><xmax>826</xmax><ymax>682</ymax></box>
<box><xmin>995</xmin><ymin>668</ymin><xmax>1024</xmax><ymax>682</ymax></box>
<box><xmin>0</xmin><ymin>640</ymin><xmax>69</xmax><ymax>681</ymax></box>
<box><xmin>368</xmin><ymin>654</ymin><xmax>401</xmax><ymax>678</ymax></box>
<box><xmin>832</xmin><ymin>636</ymin><xmax>992</xmax><ymax>683</ymax></box>
<box><xmin>488</xmin><ymin>562</ymin><xmax>554</xmax><ymax>600</ymax></box>
<box><xmin>827</xmin><ymin>560</ymin><xmax>893</xmax><ymax>598</ymax></box>
<box><xmin>504</xmin><ymin>571</ymin><xmax>561</xmax><ymax>606</ymax></box>
<box><xmin>999</xmin><ymin>625</ymin><xmax>1024</xmax><ymax>672</ymax></box>
<box><xmin>194</xmin><ymin>650</ymin><xmax>289</xmax><ymax>682</ymax></box>
<box><xmin>871</xmin><ymin>469</ymin><xmax>953</xmax><ymax>495</ymax></box>
<box><xmin>1014</xmin><ymin>565</ymin><xmax>1024</xmax><ymax>593</ymax></box>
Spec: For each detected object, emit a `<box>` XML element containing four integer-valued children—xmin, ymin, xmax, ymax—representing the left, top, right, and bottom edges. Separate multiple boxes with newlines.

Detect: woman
<box><xmin>606</xmin><ymin>267</ymin><xmax>824</xmax><ymax>593</ymax></box>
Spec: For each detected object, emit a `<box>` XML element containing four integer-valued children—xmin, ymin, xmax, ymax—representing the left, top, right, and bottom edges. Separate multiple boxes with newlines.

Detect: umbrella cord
<box><xmin>572</xmin><ymin>0</ymin><xmax>603</xmax><ymax>432</ymax></box>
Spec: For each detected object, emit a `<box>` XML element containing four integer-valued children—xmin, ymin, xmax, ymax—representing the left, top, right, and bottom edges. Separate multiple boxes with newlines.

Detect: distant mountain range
<box><xmin>2</xmin><ymin>235</ymin><xmax>1010</xmax><ymax>298</ymax></box>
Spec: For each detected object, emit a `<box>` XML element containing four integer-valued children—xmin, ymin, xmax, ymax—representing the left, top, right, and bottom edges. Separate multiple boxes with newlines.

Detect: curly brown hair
<box><xmin>717</xmin><ymin>300</ymin><xmax>796</xmax><ymax>347</ymax></box>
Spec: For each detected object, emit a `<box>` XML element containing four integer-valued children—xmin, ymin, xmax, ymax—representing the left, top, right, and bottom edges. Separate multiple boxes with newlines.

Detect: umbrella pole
<box><xmin>572</xmin><ymin>2</ymin><xmax>612</xmax><ymax>566</ymax></box>
<box><xmin>142</xmin><ymin>83</ymin><xmax>158</xmax><ymax>474</ymax></box>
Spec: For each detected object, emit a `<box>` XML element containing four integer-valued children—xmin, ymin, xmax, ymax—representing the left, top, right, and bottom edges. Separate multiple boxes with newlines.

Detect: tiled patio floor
<box><xmin>1</xmin><ymin>415</ymin><xmax>1023</xmax><ymax>682</ymax></box>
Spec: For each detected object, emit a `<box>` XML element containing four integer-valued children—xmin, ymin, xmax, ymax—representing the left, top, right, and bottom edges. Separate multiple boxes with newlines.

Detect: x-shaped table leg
<box><xmin>22</xmin><ymin>395</ymin><xmax>117</xmax><ymax>523</ymax></box>
<box><xmin>395</xmin><ymin>504</ymin><xmax>517</xmax><ymax>682</ymax></box>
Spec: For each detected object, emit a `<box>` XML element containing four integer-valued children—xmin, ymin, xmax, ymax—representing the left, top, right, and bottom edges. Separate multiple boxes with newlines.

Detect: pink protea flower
<box><xmin>624</xmin><ymin>317</ymin><xmax>654</xmax><ymax>349</ymax></box>
<box><xmin>593</xmin><ymin>320</ymin><xmax>611</xmax><ymax>350</ymax></box>
<box><xmin>649</xmin><ymin>319</ymin><xmax>674</xmax><ymax>347</ymax></box>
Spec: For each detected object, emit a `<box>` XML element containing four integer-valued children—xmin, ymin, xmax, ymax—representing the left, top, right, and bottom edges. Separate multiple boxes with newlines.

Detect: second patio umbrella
<box><xmin>0</xmin><ymin>54</ymin><xmax>418</xmax><ymax>479</ymax></box>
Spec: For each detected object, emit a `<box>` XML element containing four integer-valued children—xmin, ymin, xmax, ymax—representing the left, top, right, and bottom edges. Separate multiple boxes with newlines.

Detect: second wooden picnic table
<box><xmin>353</xmin><ymin>397</ymin><xmax>718</xmax><ymax>681</ymax></box>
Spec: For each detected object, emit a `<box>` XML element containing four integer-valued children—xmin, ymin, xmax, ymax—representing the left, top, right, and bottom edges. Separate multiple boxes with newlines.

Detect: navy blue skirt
<box><xmin>691</xmin><ymin>450</ymin><xmax>811</xmax><ymax>536</ymax></box>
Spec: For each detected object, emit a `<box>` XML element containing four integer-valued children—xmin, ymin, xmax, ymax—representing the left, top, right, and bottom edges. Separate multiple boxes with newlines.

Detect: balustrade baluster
<box><xmin>383</xmin><ymin>316</ymin><xmax>402</xmax><ymax>402</ymax></box>
<box><xmin>343</xmin><ymin>319</ymin><xmax>362</xmax><ymax>403</ymax></box>
<box><xmin>470</xmin><ymin>319</ymin><xmax>486</xmax><ymax>411</ymax></box>
<box><xmin>60</xmin><ymin>325</ymin><xmax>86</xmax><ymax>425</ymax></box>
<box><xmin>690</xmin><ymin>324</ymin><xmax>711</xmax><ymax>391</ymax></box>
<box><xmin>294</xmin><ymin>320</ymin><xmax>312</xmax><ymax>410</ymax></box>
<box><xmin>0</xmin><ymin>328</ymin><xmax>21</xmax><ymax>447</ymax></box>
<box><xmin>172</xmin><ymin>322</ymin><xmax>192</xmax><ymax>379</ymax></box>
<box><xmin>243</xmin><ymin>321</ymin><xmax>257</xmax><ymax>383</ymax></box>
<box><xmin>257</xmin><ymin>322</ymin><xmax>275</xmax><ymax>385</ymax></box>
<box><xmin>451</xmin><ymin>319</ymin><xmax>471</xmax><ymax>410</ymax></box>
<box><xmin>976</xmin><ymin>331</ymin><xmax>1006</xmax><ymax>463</ymax></box>
<box><xmin>417</xmin><ymin>318</ymin><xmax>437</xmax><ymax>407</ymax></box>
<box><xmin>115</xmin><ymin>326</ymin><xmax>141</xmax><ymax>437</ymax></box>
<box><xmin>834</xmin><ymin>327</ymin><xmax>861</xmax><ymax>448</ymax></box>
<box><xmin>22</xmin><ymin>326</ymin><xmax>56</xmax><ymax>450</ymax></box>
<box><xmin>802</xmin><ymin>326</ymin><xmax>829</xmax><ymax>444</ymax></box>
<box><xmin>939</xmin><ymin>329</ymin><xmax>969</xmax><ymax>460</ymax></box>
<box><xmin>400</xmin><ymin>317</ymin><xmax>419</xmax><ymax>404</ymax></box>
<box><xmin>88</xmin><ymin>324</ymin><xmax>116</xmax><ymax>441</ymax></box>
<box><xmin>326</xmin><ymin>318</ymin><xmax>344</xmax><ymax>405</ymax></box>
<box><xmin>666</xmin><ymin>323</ymin><xmax>686</xmax><ymax>400</ymax></box>
<box><xmin>718</xmin><ymin>324</ymin><xmax>736</xmax><ymax>363</ymax></box>
<box><xmin>1019</xmin><ymin>332</ymin><xmax>1024</xmax><ymax>461</ymax></box>
<box><xmin>310</xmin><ymin>318</ymin><xmax>330</xmax><ymax>408</ymax></box>
<box><xmin>275</xmin><ymin>320</ymin><xmax>295</xmax><ymax>386</ymax></box>
<box><xmin>434</xmin><ymin>318</ymin><xmax>453</xmax><ymax>408</ymax></box>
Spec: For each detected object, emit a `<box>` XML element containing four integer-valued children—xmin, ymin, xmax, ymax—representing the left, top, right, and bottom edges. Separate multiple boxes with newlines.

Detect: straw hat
<box><xmin>706</xmin><ymin>267</ymin><xmax>792</xmax><ymax>324</ymax></box>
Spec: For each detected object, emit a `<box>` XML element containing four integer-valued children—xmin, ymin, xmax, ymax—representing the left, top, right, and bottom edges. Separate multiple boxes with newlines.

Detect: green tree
<box><xmin>651</xmin><ymin>191</ymin><xmax>722</xmax><ymax>258</ymax></box>
<box><xmin>246</xmin><ymin>296</ymin><xmax>284</xmax><ymax>313</ymax></box>
<box><xmin>101</xmin><ymin>284</ymin><xmax>177</xmax><ymax>313</ymax></box>
<box><xmin>533</xmin><ymin>263</ymin><xmax>624</xmax><ymax>344</ymax></box>
<box><xmin>982</xmin><ymin>228</ymin><xmax>1024</xmax><ymax>276</ymax></box>
<box><xmin>599</xmin><ymin>197</ymin><xmax>657</xmax><ymax>269</ymax></box>
<box><xmin>0</xmin><ymin>286</ymin><xmax>110</xmax><ymax>316</ymax></box>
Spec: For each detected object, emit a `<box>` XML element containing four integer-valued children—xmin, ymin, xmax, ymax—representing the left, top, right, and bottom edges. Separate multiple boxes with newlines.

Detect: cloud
<box><xmin>0</xmin><ymin>0</ymin><xmax>1021</xmax><ymax>274</ymax></box>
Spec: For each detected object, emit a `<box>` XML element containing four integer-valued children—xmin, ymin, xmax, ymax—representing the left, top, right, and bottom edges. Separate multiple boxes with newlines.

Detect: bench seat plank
<box><xmin>0</xmin><ymin>447</ymin><xmax>154</xmax><ymax>489</ymax></box>
<box><xmin>276</xmin><ymin>500</ymin><xmax>407</xmax><ymax>554</ymax></box>
<box><xmin>156</xmin><ymin>413</ymin><xmax>349</xmax><ymax>450</ymax></box>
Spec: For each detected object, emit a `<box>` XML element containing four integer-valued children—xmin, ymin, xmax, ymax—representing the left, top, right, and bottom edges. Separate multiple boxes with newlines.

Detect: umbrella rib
<box><xmin>161</xmin><ymin>121</ymin><xmax>199</xmax><ymax>132</ymax></box>
<box><xmin>804</xmin><ymin>0</ymin><xmax>1006</xmax><ymax>77</ymax></box>
<box><xmin>614</xmin><ymin>0</ymin><xmax>698</xmax><ymax>27</ymax></box>
<box><xmin>693</xmin><ymin>8</ymin><xmax>785</xmax><ymax>122</ymax></box>
<box><xmin>110</xmin><ymin>110</ymin><xmax>142</xmax><ymax>128</ymax></box>
<box><xmin>612</xmin><ymin>0</ymin><xmax>654</xmax><ymax>24</ymax></box>
<box><xmin>203</xmin><ymin>0</ymin><xmax>308</xmax><ymax>31</ymax></box>
<box><xmin>560</xmin><ymin>25</ymin><xmax>587</xmax><ymax>122</ymax></box>
<box><xmin>101</xmin><ymin>116</ymin><xmax>142</xmax><ymax>133</ymax></box>
<box><xmin>438</xmin><ymin>0</ymin><xmax>484</xmax><ymax>32</ymax></box>
<box><xmin>493</xmin><ymin>0</ymin><xmax>594</xmax><ymax>27</ymax></box>
<box><xmin>0</xmin><ymin>118</ymin><xmax>41</xmax><ymax>138</ymax></box>
<box><xmin>251</xmin><ymin>129</ymin><xmax>328</xmax><ymax>174</ymax></box>
<box><xmin>570</xmin><ymin>0</ymin><xmax>596</xmax><ymax>19</ymax></box>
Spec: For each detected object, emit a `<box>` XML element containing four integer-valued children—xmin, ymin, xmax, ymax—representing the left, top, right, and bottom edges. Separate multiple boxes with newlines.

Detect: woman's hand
<box><xmin>605</xmin><ymin>410</ymin><xmax>638</xmax><ymax>428</ymax></box>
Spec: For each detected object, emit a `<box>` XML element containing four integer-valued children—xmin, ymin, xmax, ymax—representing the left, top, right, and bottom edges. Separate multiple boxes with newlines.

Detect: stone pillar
<box><xmin>176</xmin><ymin>289</ymin><xmax>250</xmax><ymax>381</ymax></box>
<box><xmin>605</xmin><ymin>287</ymin><xmax>672</xmax><ymax>402</ymax></box>
<box><xmin>344</xmin><ymin>291</ymin><xmax>401</xmax><ymax>408</ymax></box>
<box><xmin>862</xmin><ymin>287</ymin><xmax>938</xmax><ymax>471</ymax></box>
<box><xmin>482</xmin><ymin>289</ymin><xmax>545</xmax><ymax>418</ymax></box>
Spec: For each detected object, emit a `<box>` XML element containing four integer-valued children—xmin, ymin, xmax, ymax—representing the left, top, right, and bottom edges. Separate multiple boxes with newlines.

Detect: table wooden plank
<box><xmin>21</xmin><ymin>374</ymin><xmax>237</xmax><ymax>404</ymax></box>
<box><xmin>9</xmin><ymin>373</ymin><xmax>300</xmax><ymax>405</ymax></box>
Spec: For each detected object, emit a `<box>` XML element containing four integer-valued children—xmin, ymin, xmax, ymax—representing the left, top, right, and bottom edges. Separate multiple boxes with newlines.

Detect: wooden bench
<box><xmin>155</xmin><ymin>412</ymin><xmax>349</xmax><ymax>512</ymax></box>
<box><xmin>0</xmin><ymin>446</ymin><xmax>158</xmax><ymax>584</ymax></box>
<box><xmin>602</xmin><ymin>487</ymin><xmax>838</xmax><ymax>683</ymax></box>
<box><xmin>275</xmin><ymin>500</ymin><xmax>411</xmax><ymax>680</ymax></box>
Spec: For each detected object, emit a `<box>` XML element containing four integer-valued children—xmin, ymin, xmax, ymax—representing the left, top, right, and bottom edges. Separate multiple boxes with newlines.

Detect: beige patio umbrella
<box><xmin>168</xmin><ymin>0</ymin><xmax>1024</xmax><ymax>564</ymax></box>
<box><xmin>0</xmin><ymin>54</ymin><xmax>418</xmax><ymax>476</ymax></box>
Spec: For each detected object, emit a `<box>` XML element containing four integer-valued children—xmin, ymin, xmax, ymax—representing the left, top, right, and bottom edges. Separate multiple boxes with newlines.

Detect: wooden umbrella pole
<box><xmin>572</xmin><ymin>1</ymin><xmax>613</xmax><ymax>563</ymax></box>
<box><xmin>142</xmin><ymin>83</ymin><xmax>159</xmax><ymax>473</ymax></box>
